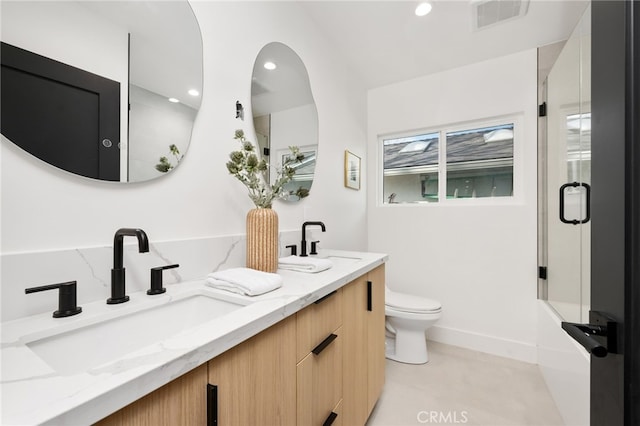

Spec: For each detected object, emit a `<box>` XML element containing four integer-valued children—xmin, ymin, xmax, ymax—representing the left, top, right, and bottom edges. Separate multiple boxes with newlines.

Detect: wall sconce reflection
<box><xmin>236</xmin><ymin>101</ymin><xmax>244</xmax><ymax>120</ymax></box>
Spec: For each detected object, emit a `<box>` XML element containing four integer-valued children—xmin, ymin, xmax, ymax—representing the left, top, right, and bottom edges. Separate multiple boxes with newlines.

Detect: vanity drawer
<box><xmin>296</xmin><ymin>327</ymin><xmax>343</xmax><ymax>426</ymax></box>
<box><xmin>296</xmin><ymin>288</ymin><xmax>343</xmax><ymax>362</ymax></box>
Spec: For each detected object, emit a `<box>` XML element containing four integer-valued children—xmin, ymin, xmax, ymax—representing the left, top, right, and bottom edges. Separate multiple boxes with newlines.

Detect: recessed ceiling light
<box><xmin>415</xmin><ymin>2</ymin><xmax>432</xmax><ymax>17</ymax></box>
<box><xmin>264</xmin><ymin>61</ymin><xmax>277</xmax><ymax>70</ymax></box>
<box><xmin>188</xmin><ymin>89</ymin><xmax>199</xmax><ymax>97</ymax></box>
<box><xmin>168</xmin><ymin>97</ymin><xmax>180</xmax><ymax>103</ymax></box>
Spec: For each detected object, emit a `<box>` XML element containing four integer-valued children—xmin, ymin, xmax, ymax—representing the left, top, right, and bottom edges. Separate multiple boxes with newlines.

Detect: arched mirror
<box><xmin>251</xmin><ymin>42</ymin><xmax>318</xmax><ymax>202</ymax></box>
<box><xmin>0</xmin><ymin>1</ymin><xmax>202</xmax><ymax>183</ymax></box>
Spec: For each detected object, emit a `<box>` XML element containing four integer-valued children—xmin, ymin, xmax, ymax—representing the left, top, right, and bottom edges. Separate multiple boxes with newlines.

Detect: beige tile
<box><xmin>367</xmin><ymin>341</ymin><xmax>564</xmax><ymax>426</ymax></box>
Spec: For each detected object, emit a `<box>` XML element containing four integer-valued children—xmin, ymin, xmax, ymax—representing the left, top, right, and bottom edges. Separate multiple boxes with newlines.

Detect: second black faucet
<box><xmin>300</xmin><ymin>221</ymin><xmax>326</xmax><ymax>257</ymax></box>
<box><xmin>107</xmin><ymin>228</ymin><xmax>149</xmax><ymax>304</ymax></box>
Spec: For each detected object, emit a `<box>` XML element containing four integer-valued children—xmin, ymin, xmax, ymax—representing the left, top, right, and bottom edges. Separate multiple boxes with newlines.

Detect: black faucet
<box><xmin>300</xmin><ymin>221</ymin><xmax>326</xmax><ymax>257</ymax></box>
<box><xmin>107</xmin><ymin>228</ymin><xmax>149</xmax><ymax>304</ymax></box>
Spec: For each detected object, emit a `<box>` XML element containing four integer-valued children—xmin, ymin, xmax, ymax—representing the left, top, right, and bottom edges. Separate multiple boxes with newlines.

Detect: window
<box><xmin>383</xmin><ymin>132</ymin><xmax>439</xmax><ymax>203</ymax></box>
<box><xmin>382</xmin><ymin>119</ymin><xmax>515</xmax><ymax>204</ymax></box>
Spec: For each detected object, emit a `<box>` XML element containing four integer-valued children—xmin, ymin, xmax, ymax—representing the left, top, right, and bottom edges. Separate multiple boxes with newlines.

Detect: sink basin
<box><xmin>324</xmin><ymin>255</ymin><xmax>362</xmax><ymax>266</ymax></box>
<box><xmin>24</xmin><ymin>291</ymin><xmax>248</xmax><ymax>375</ymax></box>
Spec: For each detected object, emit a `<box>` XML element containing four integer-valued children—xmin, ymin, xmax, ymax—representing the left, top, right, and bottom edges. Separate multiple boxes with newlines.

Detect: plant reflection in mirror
<box><xmin>155</xmin><ymin>144</ymin><xmax>183</xmax><ymax>173</ymax></box>
<box><xmin>227</xmin><ymin>129</ymin><xmax>304</xmax><ymax>208</ymax></box>
<box><xmin>290</xmin><ymin>186</ymin><xmax>310</xmax><ymax>199</ymax></box>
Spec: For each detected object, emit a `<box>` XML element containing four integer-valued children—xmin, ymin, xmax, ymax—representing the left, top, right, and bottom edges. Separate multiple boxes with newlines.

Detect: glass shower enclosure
<box><xmin>539</xmin><ymin>5</ymin><xmax>591</xmax><ymax>324</ymax></box>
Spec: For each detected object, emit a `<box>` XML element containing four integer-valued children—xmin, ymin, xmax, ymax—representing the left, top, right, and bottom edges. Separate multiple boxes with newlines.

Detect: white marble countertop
<box><xmin>0</xmin><ymin>249</ymin><xmax>387</xmax><ymax>425</ymax></box>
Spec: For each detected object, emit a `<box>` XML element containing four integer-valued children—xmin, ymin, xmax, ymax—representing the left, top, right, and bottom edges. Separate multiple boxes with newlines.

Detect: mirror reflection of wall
<box><xmin>0</xmin><ymin>0</ymin><xmax>202</xmax><ymax>183</ymax></box>
<box><xmin>253</xmin><ymin>115</ymin><xmax>271</xmax><ymax>165</ymax></box>
<box><xmin>251</xmin><ymin>42</ymin><xmax>318</xmax><ymax>202</ymax></box>
<box><xmin>128</xmin><ymin>85</ymin><xmax>197</xmax><ymax>182</ymax></box>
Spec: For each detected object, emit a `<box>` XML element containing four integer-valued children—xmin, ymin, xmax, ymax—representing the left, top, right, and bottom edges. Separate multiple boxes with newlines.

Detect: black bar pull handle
<box><xmin>367</xmin><ymin>280</ymin><xmax>373</xmax><ymax>312</ymax></box>
<box><xmin>559</xmin><ymin>182</ymin><xmax>591</xmax><ymax>224</ymax></box>
<box><xmin>207</xmin><ymin>384</ymin><xmax>218</xmax><ymax>426</ymax></box>
<box><xmin>323</xmin><ymin>411</ymin><xmax>338</xmax><ymax>426</ymax></box>
<box><xmin>314</xmin><ymin>290</ymin><xmax>337</xmax><ymax>305</ymax></box>
<box><xmin>561</xmin><ymin>321</ymin><xmax>608</xmax><ymax>357</ymax></box>
<box><xmin>312</xmin><ymin>333</ymin><xmax>338</xmax><ymax>355</ymax></box>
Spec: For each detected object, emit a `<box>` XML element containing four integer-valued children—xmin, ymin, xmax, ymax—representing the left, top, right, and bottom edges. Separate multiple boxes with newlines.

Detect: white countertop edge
<box><xmin>2</xmin><ymin>250</ymin><xmax>387</xmax><ymax>425</ymax></box>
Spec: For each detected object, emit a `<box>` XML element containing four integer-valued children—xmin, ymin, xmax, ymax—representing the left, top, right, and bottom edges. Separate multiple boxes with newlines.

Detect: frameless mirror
<box><xmin>0</xmin><ymin>1</ymin><xmax>203</xmax><ymax>182</ymax></box>
<box><xmin>251</xmin><ymin>42</ymin><xmax>318</xmax><ymax>202</ymax></box>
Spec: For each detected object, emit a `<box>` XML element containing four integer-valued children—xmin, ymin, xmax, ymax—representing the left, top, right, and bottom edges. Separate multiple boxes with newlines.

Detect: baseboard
<box><xmin>427</xmin><ymin>325</ymin><xmax>538</xmax><ymax>364</ymax></box>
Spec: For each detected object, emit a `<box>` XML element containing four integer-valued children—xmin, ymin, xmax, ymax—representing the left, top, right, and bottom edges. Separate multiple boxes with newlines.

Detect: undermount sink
<box><xmin>323</xmin><ymin>255</ymin><xmax>362</xmax><ymax>265</ymax></box>
<box><xmin>23</xmin><ymin>289</ymin><xmax>249</xmax><ymax>375</ymax></box>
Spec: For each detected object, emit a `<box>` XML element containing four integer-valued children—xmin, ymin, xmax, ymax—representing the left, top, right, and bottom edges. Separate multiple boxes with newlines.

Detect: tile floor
<box><xmin>367</xmin><ymin>341</ymin><xmax>565</xmax><ymax>426</ymax></box>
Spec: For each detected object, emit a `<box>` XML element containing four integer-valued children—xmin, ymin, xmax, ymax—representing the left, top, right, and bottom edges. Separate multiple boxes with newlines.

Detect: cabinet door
<box><xmin>297</xmin><ymin>327</ymin><xmax>343</xmax><ymax>426</ymax></box>
<box><xmin>296</xmin><ymin>288</ymin><xmax>342</xmax><ymax>362</ymax></box>
<box><xmin>208</xmin><ymin>316</ymin><xmax>296</xmax><ymax>426</ymax></box>
<box><xmin>366</xmin><ymin>264</ymin><xmax>386</xmax><ymax>415</ymax></box>
<box><xmin>342</xmin><ymin>276</ymin><xmax>369</xmax><ymax>425</ymax></box>
<box><xmin>94</xmin><ymin>363</ymin><xmax>208</xmax><ymax>426</ymax></box>
<box><xmin>342</xmin><ymin>265</ymin><xmax>386</xmax><ymax>425</ymax></box>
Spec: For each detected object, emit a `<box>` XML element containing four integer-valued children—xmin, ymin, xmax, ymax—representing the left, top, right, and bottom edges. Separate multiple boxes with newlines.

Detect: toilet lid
<box><xmin>386</xmin><ymin>290</ymin><xmax>441</xmax><ymax>313</ymax></box>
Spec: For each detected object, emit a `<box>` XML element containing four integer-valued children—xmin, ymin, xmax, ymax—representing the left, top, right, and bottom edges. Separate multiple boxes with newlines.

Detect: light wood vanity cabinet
<box><xmin>366</xmin><ymin>264</ymin><xmax>386</xmax><ymax>414</ymax></box>
<box><xmin>342</xmin><ymin>264</ymin><xmax>386</xmax><ymax>425</ymax></box>
<box><xmin>94</xmin><ymin>265</ymin><xmax>385</xmax><ymax>426</ymax></box>
<box><xmin>296</xmin><ymin>289</ymin><xmax>343</xmax><ymax>426</ymax></box>
<box><xmin>96</xmin><ymin>317</ymin><xmax>297</xmax><ymax>426</ymax></box>
<box><xmin>208</xmin><ymin>315</ymin><xmax>297</xmax><ymax>425</ymax></box>
<box><xmin>95</xmin><ymin>363</ymin><xmax>208</xmax><ymax>426</ymax></box>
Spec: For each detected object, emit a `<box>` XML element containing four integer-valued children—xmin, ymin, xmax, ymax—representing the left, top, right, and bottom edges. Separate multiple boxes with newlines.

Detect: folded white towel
<box><xmin>205</xmin><ymin>268</ymin><xmax>283</xmax><ymax>296</ymax></box>
<box><xmin>278</xmin><ymin>255</ymin><xmax>333</xmax><ymax>273</ymax></box>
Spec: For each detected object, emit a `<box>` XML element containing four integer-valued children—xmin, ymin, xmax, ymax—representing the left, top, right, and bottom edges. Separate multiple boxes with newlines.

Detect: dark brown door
<box><xmin>1</xmin><ymin>42</ymin><xmax>120</xmax><ymax>181</ymax></box>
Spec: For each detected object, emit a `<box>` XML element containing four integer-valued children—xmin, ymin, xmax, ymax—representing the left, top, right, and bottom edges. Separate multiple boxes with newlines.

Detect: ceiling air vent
<box><xmin>472</xmin><ymin>0</ymin><xmax>530</xmax><ymax>31</ymax></box>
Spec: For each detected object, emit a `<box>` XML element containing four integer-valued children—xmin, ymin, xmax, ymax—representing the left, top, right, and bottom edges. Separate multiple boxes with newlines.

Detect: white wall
<box><xmin>0</xmin><ymin>1</ymin><xmax>368</xmax><ymax>317</ymax></box>
<box><xmin>367</xmin><ymin>50</ymin><xmax>539</xmax><ymax>362</ymax></box>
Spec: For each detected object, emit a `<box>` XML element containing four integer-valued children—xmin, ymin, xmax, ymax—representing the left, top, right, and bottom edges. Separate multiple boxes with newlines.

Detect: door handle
<box><xmin>561</xmin><ymin>311</ymin><xmax>621</xmax><ymax>357</ymax></box>
<box><xmin>561</xmin><ymin>322</ymin><xmax>608</xmax><ymax>357</ymax></box>
<box><xmin>559</xmin><ymin>182</ymin><xmax>591</xmax><ymax>224</ymax></box>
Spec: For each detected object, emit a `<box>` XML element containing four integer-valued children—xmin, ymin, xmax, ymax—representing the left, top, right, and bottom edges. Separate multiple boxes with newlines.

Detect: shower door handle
<box><xmin>561</xmin><ymin>311</ymin><xmax>621</xmax><ymax>358</ymax></box>
<box><xmin>559</xmin><ymin>182</ymin><xmax>591</xmax><ymax>224</ymax></box>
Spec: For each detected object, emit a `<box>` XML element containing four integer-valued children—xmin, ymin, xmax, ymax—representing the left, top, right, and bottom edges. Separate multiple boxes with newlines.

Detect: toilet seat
<box><xmin>386</xmin><ymin>290</ymin><xmax>441</xmax><ymax>314</ymax></box>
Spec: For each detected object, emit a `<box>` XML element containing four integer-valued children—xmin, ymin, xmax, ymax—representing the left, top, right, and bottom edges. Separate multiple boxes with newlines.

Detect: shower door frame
<box><xmin>589</xmin><ymin>1</ymin><xmax>639</xmax><ymax>424</ymax></box>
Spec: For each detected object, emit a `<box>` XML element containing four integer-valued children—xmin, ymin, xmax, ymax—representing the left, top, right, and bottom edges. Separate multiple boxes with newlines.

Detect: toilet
<box><xmin>385</xmin><ymin>288</ymin><xmax>442</xmax><ymax>364</ymax></box>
